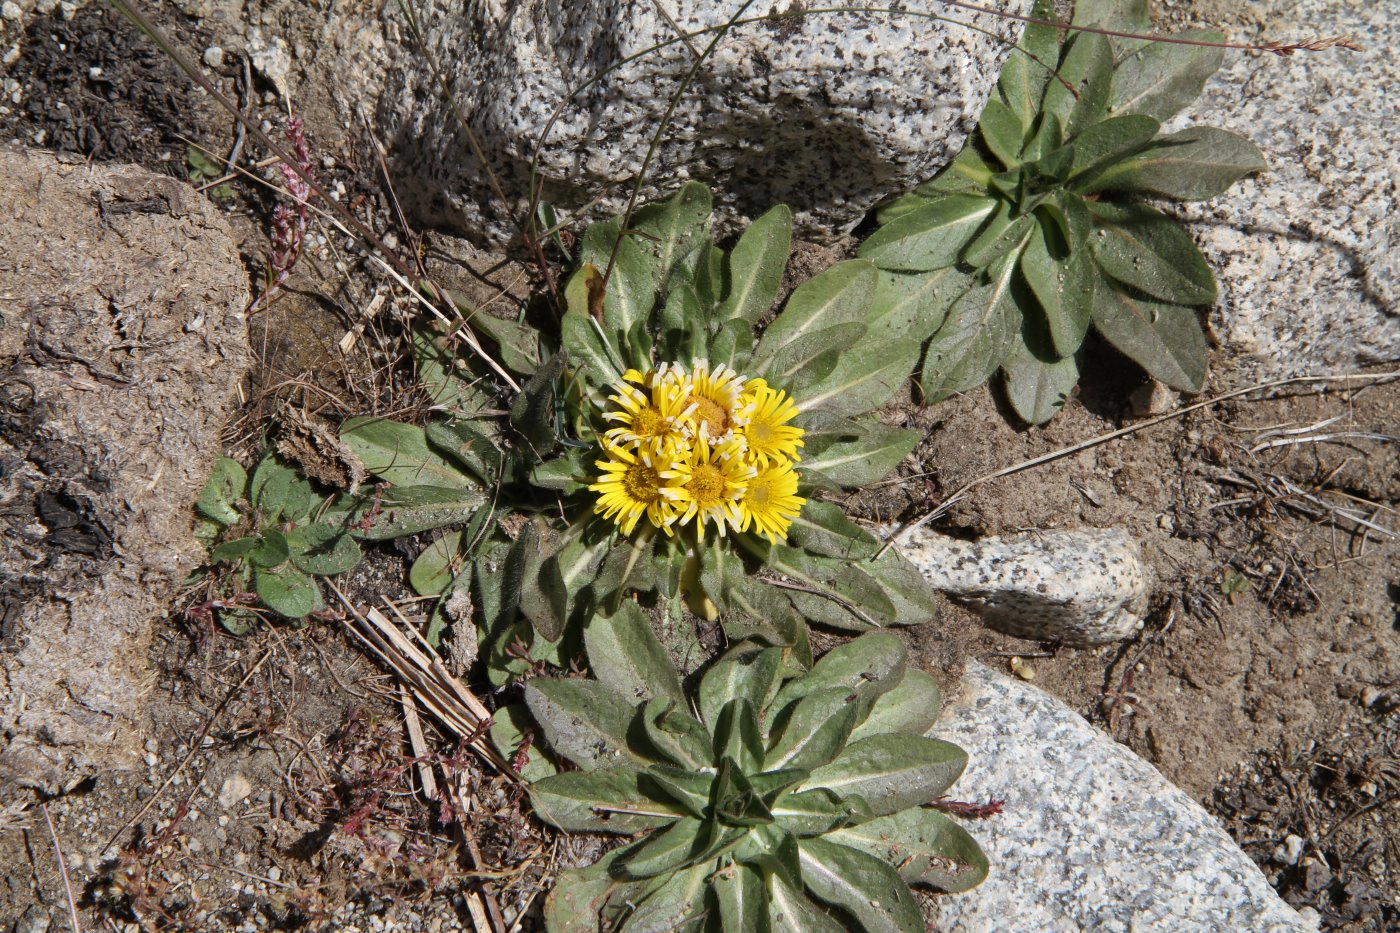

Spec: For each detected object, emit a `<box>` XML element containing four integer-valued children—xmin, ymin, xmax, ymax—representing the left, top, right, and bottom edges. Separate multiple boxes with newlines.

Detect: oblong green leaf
<box><xmin>772</xmin><ymin>632</ymin><xmax>907</xmax><ymax>717</ymax></box>
<box><xmin>584</xmin><ymin>601</ymin><xmax>685</xmax><ymax>705</ymax></box>
<box><xmin>529</xmin><ymin>768</ymin><xmax>681</xmax><ymax>835</ymax></box>
<box><xmin>1073</xmin><ymin>0</ymin><xmax>1148</xmax><ymax>31</ymax></box>
<box><xmin>580</xmin><ymin>218</ymin><xmax>659</xmax><ymax>340</ymax></box>
<box><xmin>525</xmin><ymin>678</ymin><xmax>646</xmax><ymax>770</ymax></box>
<box><xmin>765</xmin><ymin>688</ymin><xmax>862</xmax><ymax>772</ymax></box>
<box><xmin>425</xmin><ymin>419</ymin><xmax>500</xmax><ymax>486</ymax></box>
<box><xmin>921</xmin><ymin>254</ymin><xmax>1020</xmax><ymax>402</ymax></box>
<box><xmin>340</xmin><ymin>417</ymin><xmax>475</xmax><ymax>489</ymax></box>
<box><xmin>961</xmin><ymin>202</ymin><xmax>1034</xmax><ymax>269</ymax></box>
<box><xmin>1089</xmin><ymin>201</ymin><xmax>1216</xmax><ymax>305</ymax></box>
<box><xmin>861</xmin><ymin>549</ymin><xmax>939</xmax><ymax>625</ymax></box>
<box><xmin>848</xmin><ymin>669</ymin><xmax>943</xmax><ymax>743</ymax></box>
<box><xmin>713</xmin><ymin>863</ymin><xmax>767</xmax><ymax>933</ymax></box>
<box><xmin>699</xmin><ymin>647</ymin><xmax>785</xmax><ymax>732</ymax></box>
<box><xmin>798</xmin><ymin>337</ymin><xmax>921</xmax><ymax>421</ymax></box>
<box><xmin>978</xmin><ymin>98</ymin><xmax>1026</xmax><ymax>168</ymax></box>
<box><xmin>561</xmin><ymin>295</ymin><xmax>623</xmax><ymax>390</ymax></box>
<box><xmin>489</xmin><ymin>703</ymin><xmax>558</xmax><ymax>782</ymax></box>
<box><xmin>249</xmin><ymin>455</ymin><xmax>298</xmax><ymax>521</ymax></box>
<box><xmin>798</xmin><ymin>837</ymin><xmax>924</xmax><ymax>933</ymax></box>
<box><xmin>254</xmin><ymin>563</ymin><xmax>318</xmax><ymax>619</ymax></box>
<box><xmin>997</xmin><ymin>0</ymin><xmax>1060</xmax><ymax>130</ymax></box>
<box><xmin>1089</xmin><ymin>279</ymin><xmax>1208</xmax><ymax>392</ymax></box>
<box><xmin>531</xmin><ymin>450</ymin><xmax>588</xmax><ymax>494</ymax></box>
<box><xmin>631</xmin><ymin>182</ymin><xmax>713</xmax><ymax>292</ymax></box>
<box><xmin>249</xmin><ymin>527</ymin><xmax>291</xmax><ymax>568</ymax></box>
<box><xmin>1090</xmin><ymin>127</ymin><xmax>1266</xmax><ymax>201</ymax></box>
<box><xmin>766</xmin><ymin>547</ymin><xmax>897</xmax><ymax>630</ymax></box>
<box><xmin>761</xmin><ymin>323</ymin><xmax>863</xmax><ymax>392</ymax></box>
<box><xmin>412</xmin><ymin>324</ymin><xmax>495</xmax><ymax>415</ymax></box>
<box><xmin>867</xmin><ymin>267</ymin><xmax>974</xmax><ymax>345</ymax></box>
<box><xmin>1065</xmin><ymin>114</ymin><xmax>1161</xmax><ymax>180</ymax></box>
<box><xmin>804</xmin><ymin>735</ymin><xmax>968</xmax><ymax>816</ymax></box>
<box><xmin>1002</xmin><ymin>329</ymin><xmax>1080</xmax><ymax>425</ymax></box>
<box><xmin>289</xmin><ymin>522</ymin><xmax>362</xmax><ymax>576</ymax></box>
<box><xmin>544</xmin><ymin>848</ymin><xmax>646</xmax><ymax>933</ymax></box>
<box><xmin>718</xmin><ymin>204</ymin><xmax>793</xmax><ymax>326</ymax></box>
<box><xmin>830</xmin><ymin>808</ymin><xmax>989</xmax><ymax>893</ymax></box>
<box><xmin>615</xmin><ymin>818</ymin><xmax>708</xmax><ymax>880</ymax></box>
<box><xmin>466</xmin><ymin>310</ymin><xmax>540</xmax><ymax>375</ymax></box>
<box><xmin>618</xmin><ymin>862</ymin><xmax>709</xmax><ymax>933</ymax></box>
<box><xmin>1042</xmin><ymin>31</ymin><xmax>1114</xmax><ymax>139</ymax></box>
<box><xmin>1109</xmin><ymin>30</ymin><xmax>1225</xmax><ymax>122</ymax></box>
<box><xmin>713</xmin><ymin>699</ymin><xmax>765</xmax><ymax>774</ymax></box>
<box><xmin>766</xmin><ymin>868</ymin><xmax>846</xmax><ymax>933</ymax></box>
<box><xmin>753</xmin><ymin>260</ymin><xmax>878</xmax><ymax>367</ymax></box>
<box><xmin>784</xmin><ymin>500</ymin><xmax>880</xmax><ymax>560</ymax></box>
<box><xmin>645</xmin><ymin>763</ymin><xmax>716</xmax><ymax>818</ymax></box>
<box><xmin>771</xmin><ymin>786</ymin><xmax>873</xmax><ymax>836</ymax></box>
<box><xmin>640</xmin><ymin>705</ymin><xmax>715</xmax><ymax>773</ymax></box>
<box><xmin>858</xmin><ymin>195</ymin><xmax>996</xmax><ymax>272</ymax></box>
<box><xmin>799</xmin><ymin>421</ymin><xmax>921</xmax><ymax>489</ymax></box>
<box><xmin>1020</xmin><ymin>219</ymin><xmax>1093</xmax><ymax>358</ymax></box>
<box><xmin>915</xmin><ymin>145</ymin><xmax>994</xmax><ymax>197</ymax></box>
<box><xmin>334</xmin><ymin>485</ymin><xmax>485</xmax><ymax>540</ymax></box>
<box><xmin>209</xmin><ymin>535</ymin><xmax>258</xmax><ymax>564</ymax></box>
<box><xmin>196</xmin><ymin>457</ymin><xmax>246</xmax><ymax>525</ymax></box>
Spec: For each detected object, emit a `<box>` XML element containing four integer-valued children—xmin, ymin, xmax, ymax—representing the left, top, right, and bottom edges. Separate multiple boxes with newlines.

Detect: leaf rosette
<box><xmin>195</xmin><ymin>454</ymin><xmax>364</xmax><ymax>626</ymax></box>
<box><xmin>334</xmin><ymin>183</ymin><xmax>944</xmax><ymax>679</ymax></box>
<box><xmin>858</xmin><ymin>0</ymin><xmax>1267</xmax><ymax>423</ymax></box>
<box><xmin>509</xmin><ymin>615</ymin><xmax>988</xmax><ymax>933</ymax></box>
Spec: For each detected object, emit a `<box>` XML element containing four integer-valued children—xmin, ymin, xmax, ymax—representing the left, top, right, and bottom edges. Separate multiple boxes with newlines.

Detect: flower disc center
<box><xmin>623</xmin><ymin>463</ymin><xmax>664</xmax><ymax>503</ymax></box>
<box><xmin>685</xmin><ymin>464</ymin><xmax>725</xmax><ymax>504</ymax></box>
<box><xmin>693</xmin><ymin>397</ymin><xmax>730</xmax><ymax>440</ymax></box>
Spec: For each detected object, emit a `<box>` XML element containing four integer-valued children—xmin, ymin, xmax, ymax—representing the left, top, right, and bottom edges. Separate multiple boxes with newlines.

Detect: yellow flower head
<box><xmin>738</xmin><ymin>378</ymin><xmax>805</xmax><ymax>466</ymax></box>
<box><xmin>591</xmin><ymin>360</ymin><xmax>807</xmax><ymax>543</ymax></box>
<box><xmin>681</xmin><ymin>360</ymin><xmax>747</xmax><ymax>446</ymax></box>
<box><xmin>659</xmin><ymin>436</ymin><xmax>754</xmax><ymax>539</ymax></box>
<box><xmin>588</xmin><ymin>443</ymin><xmax>679</xmax><ymax>536</ymax></box>
<box><xmin>738</xmin><ymin>458</ymin><xmax>806</xmax><ymax>545</ymax></box>
<box><xmin>602</xmin><ymin>368</ymin><xmax>696</xmax><ymax>456</ymax></box>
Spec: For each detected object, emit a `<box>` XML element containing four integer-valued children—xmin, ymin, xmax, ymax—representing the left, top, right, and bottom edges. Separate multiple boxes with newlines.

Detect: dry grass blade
<box><xmin>880</xmin><ymin>370</ymin><xmax>1400</xmax><ymax>555</ymax></box>
<box><xmin>326</xmin><ymin>581</ymin><xmax>519</xmax><ymax>781</ymax></box>
<box><xmin>41</xmin><ymin>802</ymin><xmax>82</xmax><ymax>933</ymax></box>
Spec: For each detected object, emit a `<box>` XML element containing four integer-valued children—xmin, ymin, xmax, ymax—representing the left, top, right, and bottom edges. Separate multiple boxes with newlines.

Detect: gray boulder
<box><xmin>376</xmin><ymin>0</ymin><xmax>1029</xmax><ymax>244</ymax></box>
<box><xmin>1180</xmin><ymin>0</ymin><xmax>1398</xmax><ymax>378</ymax></box>
<box><xmin>934</xmin><ymin>663</ymin><xmax>1314</xmax><ymax>932</ymax></box>
<box><xmin>0</xmin><ymin>147</ymin><xmax>251</xmax><ymax>794</ymax></box>
<box><xmin>898</xmin><ymin>527</ymin><xmax>1149</xmax><ymax>645</ymax></box>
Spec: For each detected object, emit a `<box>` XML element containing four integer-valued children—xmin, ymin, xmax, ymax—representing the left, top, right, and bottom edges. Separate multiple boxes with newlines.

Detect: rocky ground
<box><xmin>0</xmin><ymin>2</ymin><xmax>1395</xmax><ymax>932</ymax></box>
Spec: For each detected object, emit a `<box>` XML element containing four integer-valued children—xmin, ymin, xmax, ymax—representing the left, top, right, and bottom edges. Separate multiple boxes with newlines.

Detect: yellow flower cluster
<box><xmin>589</xmin><ymin>361</ymin><xmax>806</xmax><ymax>543</ymax></box>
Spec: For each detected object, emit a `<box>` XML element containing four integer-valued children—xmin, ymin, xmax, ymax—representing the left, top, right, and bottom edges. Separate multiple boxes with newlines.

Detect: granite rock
<box><xmin>897</xmin><ymin>527</ymin><xmax>1148</xmax><ymax>644</ymax></box>
<box><xmin>934</xmin><ymin>663</ymin><xmax>1314</xmax><ymax>932</ymax></box>
<box><xmin>1178</xmin><ymin>0</ymin><xmax>1398</xmax><ymax>379</ymax></box>
<box><xmin>375</xmin><ymin>0</ymin><xmax>1028</xmax><ymax>244</ymax></box>
<box><xmin>0</xmin><ymin>147</ymin><xmax>251</xmax><ymax>794</ymax></box>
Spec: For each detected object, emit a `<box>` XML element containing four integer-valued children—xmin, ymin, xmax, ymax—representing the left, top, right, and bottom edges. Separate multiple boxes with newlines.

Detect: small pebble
<box><xmin>1359</xmin><ymin>685</ymin><xmax>1381</xmax><ymax>707</ymax></box>
<box><xmin>1</xmin><ymin>2</ymin><xmax>22</xmax><ymax>22</ymax></box>
<box><xmin>203</xmin><ymin>46</ymin><xmax>225</xmax><ymax>69</ymax></box>
<box><xmin>219</xmin><ymin>773</ymin><xmax>253</xmax><ymax>809</ymax></box>
<box><xmin>1271</xmin><ymin>833</ymin><xmax>1304</xmax><ymax>866</ymax></box>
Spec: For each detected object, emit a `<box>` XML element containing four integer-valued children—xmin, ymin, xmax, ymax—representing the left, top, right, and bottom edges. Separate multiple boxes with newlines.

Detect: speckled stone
<box><xmin>376</xmin><ymin>0</ymin><xmax>1028</xmax><ymax>244</ymax></box>
<box><xmin>934</xmin><ymin>663</ymin><xmax>1315</xmax><ymax>933</ymax></box>
<box><xmin>1176</xmin><ymin>0</ymin><xmax>1399</xmax><ymax>379</ymax></box>
<box><xmin>897</xmin><ymin>527</ymin><xmax>1148</xmax><ymax>645</ymax></box>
